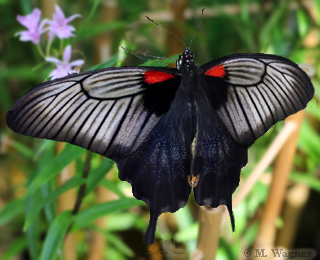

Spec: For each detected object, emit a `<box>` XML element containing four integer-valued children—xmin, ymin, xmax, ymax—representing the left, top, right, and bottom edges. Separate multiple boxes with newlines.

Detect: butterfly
<box><xmin>6</xmin><ymin>48</ymin><xmax>314</xmax><ymax>244</ymax></box>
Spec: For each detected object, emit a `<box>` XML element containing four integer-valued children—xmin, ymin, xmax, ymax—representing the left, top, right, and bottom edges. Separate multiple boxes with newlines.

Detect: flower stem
<box><xmin>46</xmin><ymin>40</ymin><xmax>52</xmax><ymax>57</ymax></box>
<box><xmin>60</xmin><ymin>39</ymin><xmax>64</xmax><ymax>54</ymax></box>
<box><xmin>36</xmin><ymin>44</ymin><xmax>45</xmax><ymax>58</ymax></box>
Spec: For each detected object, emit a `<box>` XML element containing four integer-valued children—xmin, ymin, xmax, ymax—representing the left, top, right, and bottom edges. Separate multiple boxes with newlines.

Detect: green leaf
<box><xmin>221</xmin><ymin>12</ymin><xmax>255</xmax><ymax>52</ymax></box>
<box><xmin>106</xmin><ymin>246</ymin><xmax>127</xmax><ymax>260</ymax></box>
<box><xmin>105</xmin><ymin>212</ymin><xmax>138</xmax><ymax>231</ymax></box>
<box><xmin>259</xmin><ymin>0</ymin><xmax>291</xmax><ymax>48</ymax></box>
<box><xmin>297</xmin><ymin>9</ymin><xmax>310</xmax><ymax>38</ymax></box>
<box><xmin>0</xmin><ymin>66</ymin><xmax>38</xmax><ymax>80</ymax></box>
<box><xmin>24</xmin><ymin>144</ymin><xmax>85</xmax><ymax>198</ymax></box>
<box><xmin>290</xmin><ymin>172</ymin><xmax>320</xmax><ymax>192</ymax></box>
<box><xmin>1</xmin><ymin>237</ymin><xmax>26</xmax><ymax>260</ymax></box>
<box><xmin>0</xmin><ymin>199</ymin><xmax>24</xmax><ymax>227</ymax></box>
<box><xmin>41</xmin><ymin>182</ymin><xmax>56</xmax><ymax>228</ymax></box>
<box><xmin>18</xmin><ymin>0</ymin><xmax>32</xmax><ymax>13</ymax></box>
<box><xmin>86</xmin><ymin>54</ymin><xmax>118</xmax><ymax>71</ymax></box>
<box><xmin>25</xmin><ymin>195</ymin><xmax>41</xmax><ymax>259</ymax></box>
<box><xmin>72</xmin><ymin>198</ymin><xmax>145</xmax><ymax>230</ymax></box>
<box><xmin>139</xmin><ymin>54</ymin><xmax>179</xmax><ymax>67</ymax></box>
<box><xmin>85</xmin><ymin>158</ymin><xmax>114</xmax><ymax>196</ymax></box>
<box><xmin>86</xmin><ymin>0</ymin><xmax>101</xmax><ymax>23</ymax></box>
<box><xmin>90</xmin><ymin>225</ymin><xmax>135</xmax><ymax>257</ymax></box>
<box><xmin>233</xmin><ymin>201</ymin><xmax>247</xmax><ymax>235</ymax></box>
<box><xmin>240</xmin><ymin>0</ymin><xmax>249</xmax><ymax>22</ymax></box>
<box><xmin>31</xmin><ymin>62</ymin><xmax>47</xmax><ymax>71</ymax></box>
<box><xmin>174</xmin><ymin>223</ymin><xmax>198</xmax><ymax>242</ymax></box>
<box><xmin>75</xmin><ymin>22</ymin><xmax>126</xmax><ymax>41</ymax></box>
<box><xmin>174</xmin><ymin>204</ymin><xmax>197</xmax><ymax>253</ymax></box>
<box><xmin>10</xmin><ymin>140</ymin><xmax>34</xmax><ymax>159</ymax></box>
<box><xmin>100</xmin><ymin>178</ymin><xmax>126</xmax><ymax>198</ymax></box>
<box><xmin>299</xmin><ymin>121</ymin><xmax>320</xmax><ymax>163</ymax></box>
<box><xmin>37</xmin><ymin>141</ymin><xmax>56</xmax><ymax>226</ymax></box>
<box><xmin>34</xmin><ymin>140</ymin><xmax>55</xmax><ymax>160</ymax></box>
<box><xmin>39</xmin><ymin>210</ymin><xmax>74</xmax><ymax>260</ymax></box>
<box><xmin>106</xmin><ymin>232</ymin><xmax>135</xmax><ymax>257</ymax></box>
<box><xmin>24</xmin><ymin>176</ymin><xmax>86</xmax><ymax>231</ymax></box>
<box><xmin>0</xmin><ymin>82</ymin><xmax>11</xmax><ymax>110</ymax></box>
<box><xmin>315</xmin><ymin>0</ymin><xmax>320</xmax><ymax>26</ymax></box>
<box><xmin>244</xmin><ymin>221</ymin><xmax>259</xmax><ymax>246</ymax></box>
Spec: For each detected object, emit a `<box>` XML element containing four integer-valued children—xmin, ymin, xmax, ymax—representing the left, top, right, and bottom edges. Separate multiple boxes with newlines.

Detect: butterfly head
<box><xmin>176</xmin><ymin>48</ymin><xmax>195</xmax><ymax>71</ymax></box>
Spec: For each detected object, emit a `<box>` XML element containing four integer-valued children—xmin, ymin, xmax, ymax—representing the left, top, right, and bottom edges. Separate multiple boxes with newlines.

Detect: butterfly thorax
<box><xmin>176</xmin><ymin>48</ymin><xmax>196</xmax><ymax>72</ymax></box>
<box><xmin>177</xmin><ymin>48</ymin><xmax>198</xmax><ymax>93</ymax></box>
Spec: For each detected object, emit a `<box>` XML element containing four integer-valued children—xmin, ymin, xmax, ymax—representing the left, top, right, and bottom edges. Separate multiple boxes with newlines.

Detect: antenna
<box><xmin>121</xmin><ymin>47</ymin><xmax>176</xmax><ymax>62</ymax></box>
<box><xmin>145</xmin><ymin>16</ymin><xmax>186</xmax><ymax>47</ymax></box>
<box><xmin>121</xmin><ymin>47</ymin><xmax>150</xmax><ymax>61</ymax></box>
<box><xmin>189</xmin><ymin>8</ymin><xmax>205</xmax><ymax>48</ymax></box>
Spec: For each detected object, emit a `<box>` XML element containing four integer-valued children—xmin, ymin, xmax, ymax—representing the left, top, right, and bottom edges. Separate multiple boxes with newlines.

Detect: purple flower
<box><xmin>45</xmin><ymin>45</ymin><xmax>84</xmax><ymax>79</ymax></box>
<box><xmin>15</xmin><ymin>8</ymin><xmax>47</xmax><ymax>44</ymax></box>
<box><xmin>47</xmin><ymin>5</ymin><xmax>81</xmax><ymax>41</ymax></box>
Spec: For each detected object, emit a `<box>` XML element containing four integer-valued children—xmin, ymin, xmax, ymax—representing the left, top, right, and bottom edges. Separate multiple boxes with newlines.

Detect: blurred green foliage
<box><xmin>0</xmin><ymin>0</ymin><xmax>319</xmax><ymax>259</ymax></box>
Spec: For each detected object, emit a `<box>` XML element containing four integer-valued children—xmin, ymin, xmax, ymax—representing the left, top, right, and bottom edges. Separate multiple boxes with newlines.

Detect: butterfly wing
<box><xmin>115</xmin><ymin>91</ymin><xmax>196</xmax><ymax>244</ymax></box>
<box><xmin>199</xmin><ymin>54</ymin><xmax>314</xmax><ymax>145</ymax></box>
<box><xmin>6</xmin><ymin>67</ymin><xmax>180</xmax><ymax>159</ymax></box>
<box><xmin>193</xmin><ymin>54</ymin><xmax>314</xmax><ymax>229</ymax></box>
<box><xmin>191</xmin><ymin>97</ymin><xmax>248</xmax><ymax>230</ymax></box>
<box><xmin>6</xmin><ymin>66</ymin><xmax>195</xmax><ymax>245</ymax></box>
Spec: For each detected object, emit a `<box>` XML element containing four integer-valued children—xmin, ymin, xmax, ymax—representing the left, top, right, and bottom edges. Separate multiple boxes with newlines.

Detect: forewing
<box><xmin>6</xmin><ymin>67</ymin><xmax>180</xmax><ymax>159</ymax></box>
<box><xmin>200</xmin><ymin>54</ymin><xmax>314</xmax><ymax>145</ymax></box>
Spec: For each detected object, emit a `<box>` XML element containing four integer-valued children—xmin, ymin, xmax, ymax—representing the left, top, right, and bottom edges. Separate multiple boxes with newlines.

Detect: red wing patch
<box><xmin>144</xmin><ymin>71</ymin><xmax>175</xmax><ymax>84</ymax></box>
<box><xmin>205</xmin><ymin>64</ymin><xmax>226</xmax><ymax>78</ymax></box>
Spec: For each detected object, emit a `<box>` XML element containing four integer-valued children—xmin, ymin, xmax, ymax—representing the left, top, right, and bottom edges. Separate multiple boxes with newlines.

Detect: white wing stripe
<box><xmin>63</xmin><ymin>99</ymin><xmax>96</xmax><ymax>143</ymax></box>
<box><xmin>237</xmin><ymin>88</ymin><xmax>264</xmax><ymax>136</ymax></box>
<box><xmin>87</xmin><ymin>80</ymin><xmax>143</xmax><ymax>98</ymax></box>
<box><xmin>227</xmin><ymin>89</ymin><xmax>248</xmax><ymax>138</ymax></box>
<box><xmin>14</xmin><ymin>82</ymin><xmax>80</xmax><ymax>129</ymax></box>
<box><xmin>33</xmin><ymin>92</ymin><xmax>87</xmax><ymax>135</ymax></box>
<box><xmin>103</xmin><ymin>97</ymin><xmax>134</xmax><ymax>155</ymax></box>
<box><xmin>283</xmin><ymin>74</ymin><xmax>308</xmax><ymax>107</ymax></box>
<box><xmin>268</xmin><ymin>69</ymin><xmax>303</xmax><ymax>108</ymax></box>
<box><xmin>244</xmin><ymin>88</ymin><xmax>267</xmax><ymax>133</ymax></box>
<box><xmin>270</xmin><ymin>63</ymin><xmax>310</xmax><ymax>96</ymax></box>
<box><xmin>27</xmin><ymin>81</ymin><xmax>76</xmax><ymax>101</ymax></box>
<box><xmin>224</xmin><ymin>58</ymin><xmax>264</xmax><ymax>85</ymax></box>
<box><xmin>249</xmin><ymin>87</ymin><xmax>273</xmax><ymax>127</ymax></box>
<box><xmin>46</xmin><ymin>99</ymin><xmax>96</xmax><ymax>141</ymax></box>
<box><xmin>96</xmin><ymin>99</ymin><xmax>128</xmax><ymax>154</ymax></box>
<box><xmin>261</xmin><ymin>83</ymin><xmax>286</xmax><ymax>119</ymax></box>
<box><xmin>256</xmin><ymin>86</ymin><xmax>277</xmax><ymax>122</ymax></box>
<box><xmin>283</xmin><ymin>74</ymin><xmax>310</xmax><ymax>101</ymax></box>
<box><xmin>87</xmin><ymin>100</ymin><xmax>117</xmax><ymax>152</ymax></box>
<box><xmin>70</xmin><ymin>101</ymin><xmax>102</xmax><ymax>145</ymax></box>
<box><xmin>34</xmin><ymin>87</ymin><xmax>85</xmax><ymax>137</ymax></box>
<box><xmin>265</xmin><ymin>74</ymin><xmax>297</xmax><ymax>114</ymax></box>
<box><xmin>85</xmin><ymin>70</ymin><xmax>144</xmax><ymax>84</ymax></box>
<box><xmin>32</xmin><ymin>93</ymin><xmax>85</xmax><ymax>137</ymax></box>
<box><xmin>19</xmin><ymin>96</ymin><xmax>56</xmax><ymax>134</ymax></box>
<box><xmin>233</xmin><ymin>87</ymin><xmax>256</xmax><ymax>139</ymax></box>
<box><xmin>81</xmin><ymin>101</ymin><xmax>114</xmax><ymax>149</ymax></box>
